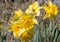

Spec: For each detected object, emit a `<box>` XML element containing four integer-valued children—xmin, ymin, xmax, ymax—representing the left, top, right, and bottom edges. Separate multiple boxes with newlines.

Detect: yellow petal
<box><xmin>20</xmin><ymin>28</ymin><xmax>34</xmax><ymax>42</ymax></box>
<box><xmin>12</xmin><ymin>9</ymin><xmax>23</xmax><ymax>21</ymax></box>
<box><xmin>33</xmin><ymin>19</ymin><xmax>38</xmax><ymax>25</ymax></box>
<box><xmin>29</xmin><ymin>1</ymin><xmax>39</xmax><ymax>9</ymax></box>
<box><xmin>43</xmin><ymin>14</ymin><xmax>50</xmax><ymax>19</ymax></box>
<box><xmin>18</xmin><ymin>29</ymin><xmax>26</xmax><ymax>37</ymax></box>
<box><xmin>14</xmin><ymin>9</ymin><xmax>23</xmax><ymax>17</ymax></box>
<box><xmin>25</xmin><ymin>8</ymin><xmax>34</xmax><ymax>14</ymax></box>
<box><xmin>48</xmin><ymin>0</ymin><xmax>53</xmax><ymax>7</ymax></box>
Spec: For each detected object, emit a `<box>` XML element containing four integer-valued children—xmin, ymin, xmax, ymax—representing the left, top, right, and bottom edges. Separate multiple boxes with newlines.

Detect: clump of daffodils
<box><xmin>9</xmin><ymin>7</ymin><xmax>38</xmax><ymax>41</ymax></box>
<box><xmin>9</xmin><ymin>0</ymin><xmax>58</xmax><ymax>42</ymax></box>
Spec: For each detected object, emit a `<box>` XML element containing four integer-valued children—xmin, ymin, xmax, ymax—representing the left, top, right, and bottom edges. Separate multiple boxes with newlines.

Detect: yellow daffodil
<box><xmin>10</xmin><ymin>13</ymin><xmax>38</xmax><ymax>41</ymax></box>
<box><xmin>43</xmin><ymin>0</ymin><xmax>58</xmax><ymax>19</ymax></box>
<box><xmin>25</xmin><ymin>1</ymin><xmax>41</xmax><ymax>16</ymax></box>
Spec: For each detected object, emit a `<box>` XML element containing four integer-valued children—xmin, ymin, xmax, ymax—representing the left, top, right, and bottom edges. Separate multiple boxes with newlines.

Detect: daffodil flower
<box><xmin>43</xmin><ymin>0</ymin><xmax>58</xmax><ymax>19</ymax></box>
<box><xmin>9</xmin><ymin>2</ymin><xmax>39</xmax><ymax>40</ymax></box>
<box><xmin>25</xmin><ymin>1</ymin><xmax>41</xmax><ymax>16</ymax></box>
<box><xmin>10</xmin><ymin>12</ymin><xmax>38</xmax><ymax>41</ymax></box>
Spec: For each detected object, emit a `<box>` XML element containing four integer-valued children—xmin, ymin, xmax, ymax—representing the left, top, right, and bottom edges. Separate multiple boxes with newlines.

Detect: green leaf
<box><xmin>32</xmin><ymin>28</ymin><xmax>43</xmax><ymax>42</ymax></box>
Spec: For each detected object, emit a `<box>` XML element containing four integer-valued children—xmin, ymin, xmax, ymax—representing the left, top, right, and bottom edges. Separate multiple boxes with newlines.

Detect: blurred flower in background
<box><xmin>43</xmin><ymin>0</ymin><xmax>58</xmax><ymax>19</ymax></box>
<box><xmin>25</xmin><ymin>1</ymin><xmax>41</xmax><ymax>16</ymax></box>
